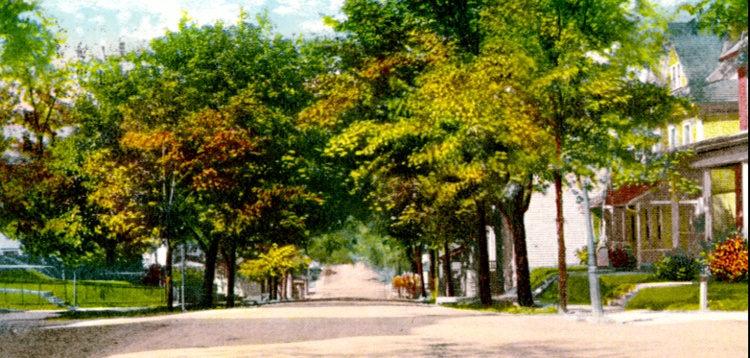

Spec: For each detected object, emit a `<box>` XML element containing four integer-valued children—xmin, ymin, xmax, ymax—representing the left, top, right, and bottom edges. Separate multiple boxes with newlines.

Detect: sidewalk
<box><xmin>562</xmin><ymin>304</ymin><xmax>749</xmax><ymax>324</ymax></box>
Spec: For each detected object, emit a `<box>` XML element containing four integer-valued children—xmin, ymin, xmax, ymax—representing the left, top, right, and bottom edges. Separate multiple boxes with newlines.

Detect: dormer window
<box><xmin>669</xmin><ymin>63</ymin><xmax>684</xmax><ymax>90</ymax></box>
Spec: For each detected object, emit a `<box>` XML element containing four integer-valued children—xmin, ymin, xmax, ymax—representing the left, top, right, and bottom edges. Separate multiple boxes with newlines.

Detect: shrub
<box><xmin>708</xmin><ymin>234</ymin><xmax>748</xmax><ymax>283</ymax></box>
<box><xmin>141</xmin><ymin>264</ymin><xmax>165</xmax><ymax>287</ymax></box>
<box><xmin>608</xmin><ymin>246</ymin><xmax>636</xmax><ymax>270</ymax></box>
<box><xmin>392</xmin><ymin>272</ymin><xmax>420</xmax><ymax>298</ymax></box>
<box><xmin>654</xmin><ymin>252</ymin><xmax>700</xmax><ymax>281</ymax></box>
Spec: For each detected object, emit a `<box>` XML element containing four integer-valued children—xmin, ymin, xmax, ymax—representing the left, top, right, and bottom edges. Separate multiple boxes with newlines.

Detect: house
<box><xmin>597</xmin><ymin>22</ymin><xmax>747</xmax><ymax>268</ymax></box>
<box><xmin>0</xmin><ymin>232</ymin><xmax>23</xmax><ymax>256</ymax></box>
<box><xmin>428</xmin><ymin>189</ymin><xmax>591</xmax><ymax>298</ymax></box>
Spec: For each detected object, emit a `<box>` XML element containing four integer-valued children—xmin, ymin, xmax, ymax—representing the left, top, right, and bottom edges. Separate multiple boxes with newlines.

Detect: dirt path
<box><xmin>309</xmin><ymin>263</ymin><xmax>391</xmax><ymax>300</ymax></box>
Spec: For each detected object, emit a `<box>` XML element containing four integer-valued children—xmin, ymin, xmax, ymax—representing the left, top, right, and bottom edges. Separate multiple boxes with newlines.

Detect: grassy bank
<box><xmin>1</xmin><ymin>269</ymin><xmax>164</xmax><ymax>309</ymax></box>
<box><xmin>627</xmin><ymin>282</ymin><xmax>748</xmax><ymax>311</ymax></box>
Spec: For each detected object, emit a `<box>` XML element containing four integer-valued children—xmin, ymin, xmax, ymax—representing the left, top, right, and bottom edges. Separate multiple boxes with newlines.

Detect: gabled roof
<box><xmin>707</xmin><ymin>34</ymin><xmax>748</xmax><ymax>83</ymax></box>
<box><xmin>590</xmin><ymin>184</ymin><xmax>654</xmax><ymax>208</ymax></box>
<box><xmin>668</xmin><ymin>21</ymin><xmax>738</xmax><ymax>104</ymax></box>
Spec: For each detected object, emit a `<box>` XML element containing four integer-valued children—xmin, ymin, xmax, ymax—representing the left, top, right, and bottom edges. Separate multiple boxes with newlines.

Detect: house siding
<box><xmin>524</xmin><ymin>189</ymin><xmax>589</xmax><ymax>269</ymax></box>
<box><xmin>703</xmin><ymin>113</ymin><xmax>740</xmax><ymax>139</ymax></box>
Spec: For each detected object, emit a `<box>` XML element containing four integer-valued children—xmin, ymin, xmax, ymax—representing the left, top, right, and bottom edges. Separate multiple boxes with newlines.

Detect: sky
<box><xmin>39</xmin><ymin>0</ymin><xmax>345</xmax><ymax>58</ymax></box>
<box><xmin>39</xmin><ymin>0</ymin><xmax>693</xmax><ymax>59</ymax></box>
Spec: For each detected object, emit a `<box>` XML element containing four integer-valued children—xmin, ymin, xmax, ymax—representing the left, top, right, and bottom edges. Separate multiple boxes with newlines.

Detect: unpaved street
<box><xmin>0</xmin><ymin>264</ymin><xmax>747</xmax><ymax>357</ymax></box>
<box><xmin>309</xmin><ymin>263</ymin><xmax>391</xmax><ymax>300</ymax></box>
<box><xmin>1</xmin><ymin>301</ymin><xmax>747</xmax><ymax>358</ymax></box>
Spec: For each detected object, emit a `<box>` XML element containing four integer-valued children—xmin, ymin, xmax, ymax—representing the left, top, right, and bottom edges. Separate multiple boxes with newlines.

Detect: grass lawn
<box><xmin>442</xmin><ymin>300</ymin><xmax>557</xmax><ymax>314</ymax></box>
<box><xmin>530</xmin><ymin>266</ymin><xmax>587</xmax><ymax>289</ymax></box>
<box><xmin>0</xmin><ymin>292</ymin><xmax>61</xmax><ymax>310</ymax></box>
<box><xmin>536</xmin><ymin>271</ymin><xmax>655</xmax><ymax>305</ymax></box>
<box><xmin>627</xmin><ymin>282</ymin><xmax>749</xmax><ymax>311</ymax></box>
<box><xmin>1</xmin><ymin>270</ymin><xmax>164</xmax><ymax>309</ymax></box>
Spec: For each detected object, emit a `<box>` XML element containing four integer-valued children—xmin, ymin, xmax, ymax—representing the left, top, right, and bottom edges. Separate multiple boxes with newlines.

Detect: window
<box><xmin>683</xmin><ymin>122</ymin><xmax>692</xmax><ymax>145</ymax></box>
<box><xmin>669</xmin><ymin>63</ymin><xmax>684</xmax><ymax>90</ymax></box>
<box><xmin>668</xmin><ymin>125</ymin><xmax>677</xmax><ymax>149</ymax></box>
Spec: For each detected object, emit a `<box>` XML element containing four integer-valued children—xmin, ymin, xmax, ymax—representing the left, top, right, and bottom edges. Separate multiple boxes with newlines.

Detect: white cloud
<box><xmin>273</xmin><ymin>0</ymin><xmax>322</xmax><ymax>16</ymax></box>
<box><xmin>299</xmin><ymin>19</ymin><xmax>334</xmax><ymax>35</ymax></box>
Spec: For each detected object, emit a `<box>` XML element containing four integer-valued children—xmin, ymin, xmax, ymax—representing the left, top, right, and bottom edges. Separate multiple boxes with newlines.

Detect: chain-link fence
<box><xmin>1</xmin><ymin>270</ymin><xmax>166</xmax><ymax>310</ymax></box>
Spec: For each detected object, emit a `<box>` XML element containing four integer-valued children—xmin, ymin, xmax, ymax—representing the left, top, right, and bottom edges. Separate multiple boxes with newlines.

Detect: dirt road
<box><xmin>309</xmin><ymin>263</ymin><xmax>391</xmax><ymax>300</ymax></box>
<box><xmin>1</xmin><ymin>301</ymin><xmax>746</xmax><ymax>358</ymax></box>
<box><xmin>1</xmin><ymin>264</ymin><xmax>747</xmax><ymax>357</ymax></box>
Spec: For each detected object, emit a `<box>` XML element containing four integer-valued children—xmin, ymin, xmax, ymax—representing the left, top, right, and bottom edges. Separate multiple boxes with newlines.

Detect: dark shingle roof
<box><xmin>668</xmin><ymin>21</ymin><xmax>738</xmax><ymax>104</ymax></box>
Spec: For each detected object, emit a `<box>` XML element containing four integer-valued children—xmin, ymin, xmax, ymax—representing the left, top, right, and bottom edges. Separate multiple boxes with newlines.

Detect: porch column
<box><xmin>703</xmin><ymin>170</ymin><xmax>713</xmax><ymax>241</ymax></box>
<box><xmin>635</xmin><ymin>203</ymin><xmax>642</xmax><ymax>270</ymax></box>
<box><xmin>671</xmin><ymin>199</ymin><xmax>680</xmax><ymax>248</ymax></box>
<box><xmin>743</xmin><ymin>161</ymin><xmax>748</xmax><ymax>239</ymax></box>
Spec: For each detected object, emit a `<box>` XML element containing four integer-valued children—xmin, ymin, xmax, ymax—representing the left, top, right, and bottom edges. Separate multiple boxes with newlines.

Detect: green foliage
<box><xmin>0</xmin><ymin>0</ymin><xmax>59</xmax><ymax>75</ymax></box>
<box><xmin>682</xmin><ymin>0</ymin><xmax>749</xmax><ymax>40</ymax></box>
<box><xmin>627</xmin><ymin>282</ymin><xmax>748</xmax><ymax>311</ymax></box>
<box><xmin>172</xmin><ymin>267</ymin><xmax>208</xmax><ymax>305</ymax></box>
<box><xmin>708</xmin><ymin>234</ymin><xmax>748</xmax><ymax>283</ymax></box>
<box><xmin>239</xmin><ymin>244</ymin><xmax>311</xmax><ymax>282</ymax></box>
<box><xmin>654</xmin><ymin>252</ymin><xmax>701</xmax><ymax>281</ymax></box>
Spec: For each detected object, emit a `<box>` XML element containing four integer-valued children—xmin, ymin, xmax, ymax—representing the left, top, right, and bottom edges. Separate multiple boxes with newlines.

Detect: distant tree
<box><xmin>239</xmin><ymin>244</ymin><xmax>310</xmax><ymax>300</ymax></box>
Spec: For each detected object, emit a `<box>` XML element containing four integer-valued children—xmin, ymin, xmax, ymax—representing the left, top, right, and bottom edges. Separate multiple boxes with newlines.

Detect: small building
<box><xmin>0</xmin><ymin>232</ymin><xmax>22</xmax><ymax>256</ymax></box>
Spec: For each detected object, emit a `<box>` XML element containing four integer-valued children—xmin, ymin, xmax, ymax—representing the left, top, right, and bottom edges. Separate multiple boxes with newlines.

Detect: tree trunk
<box><xmin>505</xmin><ymin>209</ymin><xmax>534</xmax><ymax>307</ymax></box>
<box><xmin>272</xmin><ymin>276</ymin><xmax>278</xmax><ymax>300</ymax></box>
<box><xmin>222</xmin><ymin>241</ymin><xmax>238</xmax><ymax>308</ymax></box>
<box><xmin>443</xmin><ymin>240</ymin><xmax>453</xmax><ymax>297</ymax></box>
<box><xmin>105</xmin><ymin>237</ymin><xmax>117</xmax><ymax>267</ymax></box>
<box><xmin>499</xmin><ymin>178</ymin><xmax>535</xmax><ymax>307</ymax></box>
<box><xmin>476</xmin><ymin>201</ymin><xmax>491</xmax><ymax>307</ymax></box>
<box><xmin>428</xmin><ymin>248</ymin><xmax>437</xmax><ymax>294</ymax></box>
<box><xmin>201</xmin><ymin>237</ymin><xmax>219</xmax><ymax>308</ymax></box>
<box><xmin>409</xmin><ymin>245</ymin><xmax>419</xmax><ymax>274</ymax></box>
<box><xmin>415</xmin><ymin>244</ymin><xmax>426</xmax><ymax>298</ymax></box>
<box><xmin>166</xmin><ymin>239</ymin><xmax>173</xmax><ymax>311</ymax></box>
<box><xmin>554</xmin><ymin>170</ymin><xmax>568</xmax><ymax>312</ymax></box>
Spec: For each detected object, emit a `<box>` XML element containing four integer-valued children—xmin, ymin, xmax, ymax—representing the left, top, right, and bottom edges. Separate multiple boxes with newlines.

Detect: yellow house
<box><xmin>598</xmin><ymin>21</ymin><xmax>747</xmax><ymax>268</ymax></box>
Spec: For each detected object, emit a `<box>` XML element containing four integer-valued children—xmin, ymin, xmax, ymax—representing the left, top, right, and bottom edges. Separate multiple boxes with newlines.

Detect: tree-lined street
<box><xmin>1</xmin><ymin>300</ymin><xmax>747</xmax><ymax>358</ymax></box>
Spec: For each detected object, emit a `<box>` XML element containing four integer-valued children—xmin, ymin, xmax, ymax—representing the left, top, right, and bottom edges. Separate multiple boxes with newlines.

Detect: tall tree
<box><xmin>481</xmin><ymin>0</ymin><xmax>677</xmax><ymax>311</ymax></box>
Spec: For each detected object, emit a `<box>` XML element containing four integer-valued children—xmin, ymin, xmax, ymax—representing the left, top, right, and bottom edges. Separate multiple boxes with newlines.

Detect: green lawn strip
<box><xmin>1</xmin><ymin>281</ymin><xmax>164</xmax><ymax>308</ymax></box>
<box><xmin>626</xmin><ymin>282</ymin><xmax>749</xmax><ymax>311</ymax></box>
<box><xmin>0</xmin><ymin>292</ymin><xmax>61</xmax><ymax>310</ymax></box>
<box><xmin>49</xmin><ymin>307</ymin><xmax>174</xmax><ymax>321</ymax></box>
<box><xmin>529</xmin><ymin>266</ymin><xmax>587</xmax><ymax>290</ymax></box>
<box><xmin>0</xmin><ymin>270</ymin><xmax>56</xmax><ymax>283</ymax></box>
<box><xmin>537</xmin><ymin>273</ymin><xmax>655</xmax><ymax>304</ymax></box>
<box><xmin>443</xmin><ymin>300</ymin><xmax>557</xmax><ymax>314</ymax></box>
